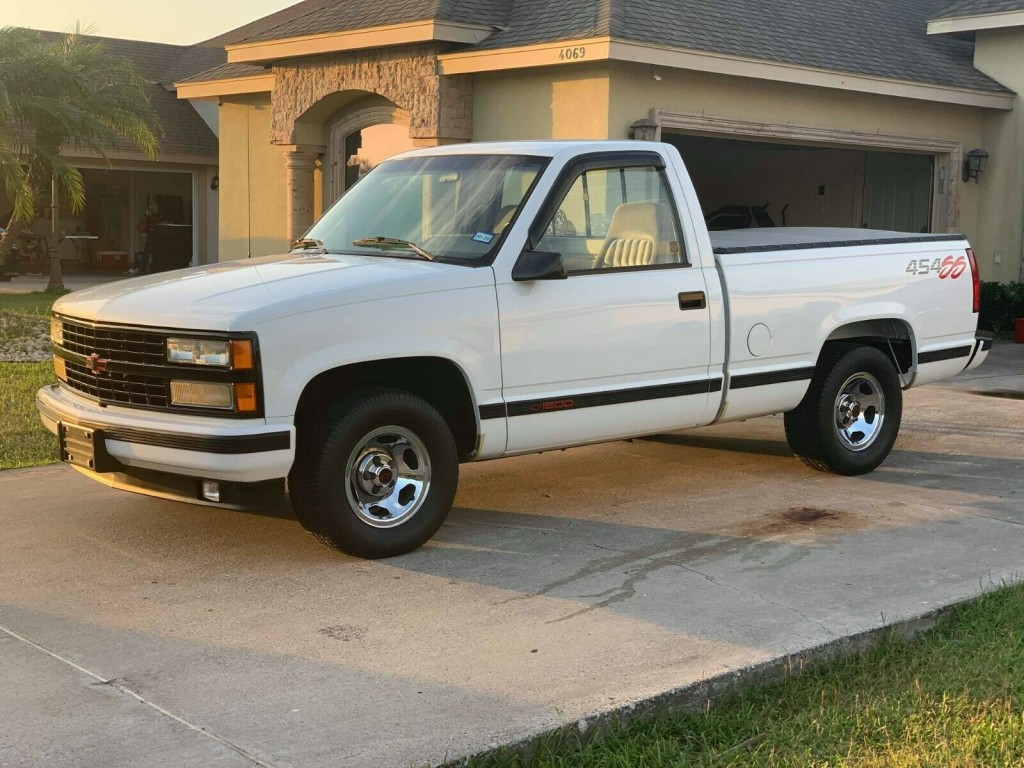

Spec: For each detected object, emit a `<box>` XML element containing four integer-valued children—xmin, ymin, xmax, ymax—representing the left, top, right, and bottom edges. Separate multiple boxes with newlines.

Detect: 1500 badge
<box><xmin>906</xmin><ymin>255</ymin><xmax>967</xmax><ymax>279</ymax></box>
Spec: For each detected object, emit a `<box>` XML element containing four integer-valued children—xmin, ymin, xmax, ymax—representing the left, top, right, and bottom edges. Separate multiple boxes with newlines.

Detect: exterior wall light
<box><xmin>210</xmin><ymin>175</ymin><xmax>220</xmax><ymax>191</ymax></box>
<box><xmin>629</xmin><ymin>118</ymin><xmax>659</xmax><ymax>142</ymax></box>
<box><xmin>962</xmin><ymin>149</ymin><xmax>989</xmax><ymax>184</ymax></box>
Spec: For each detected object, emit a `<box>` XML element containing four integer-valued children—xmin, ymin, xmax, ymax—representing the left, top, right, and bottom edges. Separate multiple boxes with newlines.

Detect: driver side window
<box><xmin>537</xmin><ymin>165</ymin><xmax>688</xmax><ymax>273</ymax></box>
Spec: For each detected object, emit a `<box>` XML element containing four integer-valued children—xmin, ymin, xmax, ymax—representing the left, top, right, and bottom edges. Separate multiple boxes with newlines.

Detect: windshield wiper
<box><xmin>352</xmin><ymin>236</ymin><xmax>436</xmax><ymax>262</ymax></box>
<box><xmin>290</xmin><ymin>237</ymin><xmax>327</xmax><ymax>253</ymax></box>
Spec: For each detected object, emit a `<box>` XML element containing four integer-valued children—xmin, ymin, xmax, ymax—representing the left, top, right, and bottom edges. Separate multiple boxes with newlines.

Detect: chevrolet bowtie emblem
<box><xmin>85</xmin><ymin>353</ymin><xmax>109</xmax><ymax>375</ymax></box>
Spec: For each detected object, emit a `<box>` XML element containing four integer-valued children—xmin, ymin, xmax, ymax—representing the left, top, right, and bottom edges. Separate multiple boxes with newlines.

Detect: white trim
<box><xmin>175</xmin><ymin>74</ymin><xmax>276</xmax><ymax>100</ymax></box>
<box><xmin>226</xmin><ymin>20</ymin><xmax>493</xmax><ymax>64</ymax></box>
<box><xmin>191</xmin><ymin>170</ymin><xmax>200</xmax><ymax>267</ymax></box>
<box><xmin>438</xmin><ymin>37</ymin><xmax>612</xmax><ymax>73</ymax></box>
<box><xmin>62</xmin><ymin>149</ymin><xmax>218</xmax><ymax>167</ymax></box>
<box><xmin>654</xmin><ymin>111</ymin><xmax>964</xmax><ymax>154</ymax></box>
<box><xmin>610</xmin><ymin>40</ymin><xmax>1012</xmax><ymax>110</ymax></box>
<box><xmin>927</xmin><ymin>9</ymin><xmax>1024</xmax><ymax>35</ymax></box>
<box><xmin>437</xmin><ymin>36</ymin><xmax>1014</xmax><ymax>110</ymax></box>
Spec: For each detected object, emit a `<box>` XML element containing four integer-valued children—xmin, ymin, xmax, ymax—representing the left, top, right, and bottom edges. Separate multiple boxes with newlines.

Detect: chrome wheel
<box><xmin>345</xmin><ymin>426</ymin><xmax>431</xmax><ymax>528</ymax></box>
<box><xmin>833</xmin><ymin>372</ymin><xmax>886</xmax><ymax>452</ymax></box>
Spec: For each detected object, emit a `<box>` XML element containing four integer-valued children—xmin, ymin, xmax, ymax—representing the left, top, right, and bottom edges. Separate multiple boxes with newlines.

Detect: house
<box><xmin>16</xmin><ymin>0</ymin><xmax>1023</xmax><ymax>281</ymax></box>
<box><xmin>0</xmin><ymin>31</ymin><xmax>220</xmax><ymax>272</ymax></box>
<box><xmin>168</xmin><ymin>0</ymin><xmax>1024</xmax><ymax>284</ymax></box>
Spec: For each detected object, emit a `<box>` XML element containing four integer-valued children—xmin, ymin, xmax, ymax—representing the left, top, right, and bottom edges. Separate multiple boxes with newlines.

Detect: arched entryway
<box><xmin>270</xmin><ymin>46</ymin><xmax>473</xmax><ymax>242</ymax></box>
<box><xmin>326</xmin><ymin>103</ymin><xmax>415</xmax><ymax>203</ymax></box>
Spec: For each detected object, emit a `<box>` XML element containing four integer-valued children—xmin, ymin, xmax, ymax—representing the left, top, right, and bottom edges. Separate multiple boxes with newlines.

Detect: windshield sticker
<box><xmin>472</xmin><ymin>232</ymin><xmax>496</xmax><ymax>244</ymax></box>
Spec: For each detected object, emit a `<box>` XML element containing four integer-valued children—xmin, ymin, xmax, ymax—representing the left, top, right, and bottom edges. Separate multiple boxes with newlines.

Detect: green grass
<box><xmin>0</xmin><ymin>361</ymin><xmax>58</xmax><ymax>469</ymax></box>
<box><xmin>0</xmin><ymin>290</ymin><xmax>60</xmax><ymax>343</ymax></box>
<box><xmin>0</xmin><ymin>292</ymin><xmax>60</xmax><ymax>470</ymax></box>
<box><xmin>472</xmin><ymin>584</ymin><xmax>1024</xmax><ymax>768</ymax></box>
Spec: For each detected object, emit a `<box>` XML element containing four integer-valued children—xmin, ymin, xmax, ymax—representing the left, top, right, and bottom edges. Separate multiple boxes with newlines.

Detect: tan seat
<box><xmin>597</xmin><ymin>202</ymin><xmax>670</xmax><ymax>269</ymax></box>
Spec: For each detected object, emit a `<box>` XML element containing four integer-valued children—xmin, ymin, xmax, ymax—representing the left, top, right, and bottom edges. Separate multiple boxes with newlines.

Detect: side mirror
<box><xmin>512</xmin><ymin>249</ymin><xmax>567</xmax><ymax>281</ymax></box>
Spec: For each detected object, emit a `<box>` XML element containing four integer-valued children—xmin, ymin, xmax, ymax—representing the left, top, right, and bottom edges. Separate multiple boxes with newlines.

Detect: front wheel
<box><xmin>289</xmin><ymin>389</ymin><xmax>459</xmax><ymax>558</ymax></box>
<box><xmin>784</xmin><ymin>345</ymin><xmax>903</xmax><ymax>475</ymax></box>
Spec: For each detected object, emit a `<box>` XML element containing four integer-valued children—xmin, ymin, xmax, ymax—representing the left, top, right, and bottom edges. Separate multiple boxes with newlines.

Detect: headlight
<box><xmin>167</xmin><ymin>338</ymin><xmax>230</xmax><ymax>366</ymax></box>
<box><xmin>167</xmin><ymin>338</ymin><xmax>253</xmax><ymax>368</ymax></box>
<box><xmin>50</xmin><ymin>317</ymin><xmax>63</xmax><ymax>346</ymax></box>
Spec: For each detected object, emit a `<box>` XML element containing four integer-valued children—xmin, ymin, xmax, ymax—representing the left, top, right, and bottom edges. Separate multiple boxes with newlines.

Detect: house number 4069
<box><xmin>558</xmin><ymin>47</ymin><xmax>587</xmax><ymax>61</ymax></box>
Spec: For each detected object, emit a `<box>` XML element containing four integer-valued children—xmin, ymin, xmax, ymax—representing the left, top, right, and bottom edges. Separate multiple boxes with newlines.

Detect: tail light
<box><xmin>966</xmin><ymin>248</ymin><xmax>980</xmax><ymax>314</ymax></box>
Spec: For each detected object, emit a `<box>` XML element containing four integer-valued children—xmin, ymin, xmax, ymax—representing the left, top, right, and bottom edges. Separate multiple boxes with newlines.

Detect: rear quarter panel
<box><xmin>717</xmin><ymin>239</ymin><xmax>976</xmax><ymax>421</ymax></box>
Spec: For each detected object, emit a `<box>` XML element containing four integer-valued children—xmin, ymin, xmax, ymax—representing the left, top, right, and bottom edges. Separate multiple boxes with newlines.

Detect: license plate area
<box><xmin>60</xmin><ymin>423</ymin><xmax>115</xmax><ymax>473</ymax></box>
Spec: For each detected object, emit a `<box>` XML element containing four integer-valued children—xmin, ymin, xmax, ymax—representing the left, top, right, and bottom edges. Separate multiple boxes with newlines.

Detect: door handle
<box><xmin>678</xmin><ymin>291</ymin><xmax>707</xmax><ymax>311</ymax></box>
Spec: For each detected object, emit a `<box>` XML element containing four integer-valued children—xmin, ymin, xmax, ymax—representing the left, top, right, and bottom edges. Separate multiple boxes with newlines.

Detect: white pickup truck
<box><xmin>38</xmin><ymin>141</ymin><xmax>990</xmax><ymax>558</ymax></box>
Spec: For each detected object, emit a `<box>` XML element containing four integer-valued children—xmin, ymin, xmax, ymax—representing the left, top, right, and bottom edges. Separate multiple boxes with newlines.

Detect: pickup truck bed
<box><xmin>708</xmin><ymin>227</ymin><xmax>983</xmax><ymax>423</ymax></box>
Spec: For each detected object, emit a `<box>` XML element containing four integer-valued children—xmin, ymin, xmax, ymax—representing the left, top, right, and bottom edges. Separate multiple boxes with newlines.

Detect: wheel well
<box><xmin>294</xmin><ymin>357</ymin><xmax>478</xmax><ymax>460</ymax></box>
<box><xmin>820</xmin><ymin>319</ymin><xmax>914</xmax><ymax>375</ymax></box>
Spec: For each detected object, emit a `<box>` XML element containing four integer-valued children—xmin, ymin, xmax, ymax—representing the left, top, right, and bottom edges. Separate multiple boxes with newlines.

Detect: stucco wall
<box><xmin>218</xmin><ymin>95</ymin><xmax>288</xmax><ymax>261</ymax></box>
<box><xmin>974</xmin><ymin>28</ymin><xmax>1024</xmax><ymax>284</ymax></box>
<box><xmin>473</xmin><ymin>64</ymin><xmax>612</xmax><ymax>141</ymax></box>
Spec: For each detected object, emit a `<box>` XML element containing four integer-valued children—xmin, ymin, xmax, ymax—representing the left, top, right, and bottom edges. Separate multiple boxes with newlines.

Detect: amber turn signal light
<box><xmin>231</xmin><ymin>340</ymin><xmax>254</xmax><ymax>370</ymax></box>
<box><xmin>234</xmin><ymin>382</ymin><xmax>258</xmax><ymax>413</ymax></box>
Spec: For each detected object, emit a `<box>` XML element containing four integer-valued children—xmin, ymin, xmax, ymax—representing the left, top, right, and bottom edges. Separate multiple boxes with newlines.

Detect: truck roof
<box><xmin>397</xmin><ymin>140</ymin><xmax>653</xmax><ymax>159</ymax></box>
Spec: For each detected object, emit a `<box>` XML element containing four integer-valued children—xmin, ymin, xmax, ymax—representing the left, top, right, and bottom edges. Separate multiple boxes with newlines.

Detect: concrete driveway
<box><xmin>2</xmin><ymin>345</ymin><xmax>1022</xmax><ymax>767</ymax></box>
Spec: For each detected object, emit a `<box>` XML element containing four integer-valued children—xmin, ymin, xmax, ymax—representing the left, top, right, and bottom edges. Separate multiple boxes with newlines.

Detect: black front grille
<box><xmin>64</xmin><ymin>361</ymin><xmax>170</xmax><ymax>408</ymax></box>
<box><xmin>53</xmin><ymin>316</ymin><xmax>261</xmax><ymax>418</ymax></box>
<box><xmin>61</xmin><ymin>318</ymin><xmax>166</xmax><ymax>366</ymax></box>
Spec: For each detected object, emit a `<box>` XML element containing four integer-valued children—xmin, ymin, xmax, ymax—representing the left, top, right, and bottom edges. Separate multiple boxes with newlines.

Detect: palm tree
<box><xmin>0</xmin><ymin>25</ymin><xmax>159</xmax><ymax>289</ymax></box>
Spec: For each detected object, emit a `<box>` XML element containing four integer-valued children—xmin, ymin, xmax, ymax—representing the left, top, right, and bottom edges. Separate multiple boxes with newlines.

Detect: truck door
<box><xmin>494</xmin><ymin>153</ymin><xmax>715</xmax><ymax>453</ymax></box>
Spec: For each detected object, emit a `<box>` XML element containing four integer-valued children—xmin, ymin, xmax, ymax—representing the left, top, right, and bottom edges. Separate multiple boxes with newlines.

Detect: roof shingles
<box><xmin>35</xmin><ymin>31</ymin><xmax>218</xmax><ymax>160</ymax></box>
<box><xmin>236</xmin><ymin>0</ymin><xmax>510</xmax><ymax>44</ymax></box>
<box><xmin>26</xmin><ymin>0</ymin><xmax>1015</xmax><ymax>135</ymax></box>
<box><xmin>212</xmin><ymin>0</ymin><xmax>1005</xmax><ymax>94</ymax></box>
<box><xmin>473</xmin><ymin>0</ymin><xmax>1006</xmax><ymax>92</ymax></box>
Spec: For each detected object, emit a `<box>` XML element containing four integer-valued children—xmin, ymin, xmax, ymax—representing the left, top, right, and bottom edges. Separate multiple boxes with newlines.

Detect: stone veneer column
<box><xmin>282</xmin><ymin>145</ymin><xmax>323</xmax><ymax>243</ymax></box>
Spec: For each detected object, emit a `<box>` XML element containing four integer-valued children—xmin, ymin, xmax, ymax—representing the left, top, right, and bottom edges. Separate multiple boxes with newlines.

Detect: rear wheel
<box><xmin>784</xmin><ymin>345</ymin><xmax>902</xmax><ymax>475</ymax></box>
<box><xmin>289</xmin><ymin>388</ymin><xmax>458</xmax><ymax>558</ymax></box>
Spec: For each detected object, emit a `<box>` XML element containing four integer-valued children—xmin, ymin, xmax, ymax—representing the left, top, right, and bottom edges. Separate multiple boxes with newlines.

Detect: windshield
<box><xmin>302</xmin><ymin>154</ymin><xmax>547</xmax><ymax>264</ymax></box>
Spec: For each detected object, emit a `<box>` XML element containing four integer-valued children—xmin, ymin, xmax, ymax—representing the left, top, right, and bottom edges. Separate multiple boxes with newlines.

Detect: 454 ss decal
<box><xmin>906</xmin><ymin>255</ymin><xmax>967</xmax><ymax>279</ymax></box>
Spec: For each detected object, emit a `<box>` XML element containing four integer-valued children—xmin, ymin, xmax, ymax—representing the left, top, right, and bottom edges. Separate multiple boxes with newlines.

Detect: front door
<box><xmin>495</xmin><ymin>157</ymin><xmax>715</xmax><ymax>453</ymax></box>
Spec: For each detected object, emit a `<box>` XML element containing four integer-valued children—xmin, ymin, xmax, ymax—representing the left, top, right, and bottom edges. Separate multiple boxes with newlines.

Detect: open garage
<box><xmin>665</xmin><ymin>133</ymin><xmax>936</xmax><ymax>234</ymax></box>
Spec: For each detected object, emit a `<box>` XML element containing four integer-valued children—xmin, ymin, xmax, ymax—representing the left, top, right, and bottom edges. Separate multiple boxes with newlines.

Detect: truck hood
<box><xmin>52</xmin><ymin>253</ymin><xmax>490</xmax><ymax>330</ymax></box>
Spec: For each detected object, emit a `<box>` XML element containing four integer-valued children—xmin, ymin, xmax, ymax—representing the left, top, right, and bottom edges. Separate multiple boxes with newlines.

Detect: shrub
<box><xmin>978</xmin><ymin>281</ymin><xmax>1024</xmax><ymax>333</ymax></box>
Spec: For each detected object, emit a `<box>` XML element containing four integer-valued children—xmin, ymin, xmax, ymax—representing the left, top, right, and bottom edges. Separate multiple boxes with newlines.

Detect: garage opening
<box><xmin>664</xmin><ymin>134</ymin><xmax>935</xmax><ymax>234</ymax></box>
<box><xmin>1</xmin><ymin>167</ymin><xmax>195</xmax><ymax>276</ymax></box>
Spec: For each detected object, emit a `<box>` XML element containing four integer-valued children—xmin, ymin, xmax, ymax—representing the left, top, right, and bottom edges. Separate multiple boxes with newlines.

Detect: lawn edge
<box><xmin>447</xmin><ymin>592</ymin><xmax>1000</xmax><ymax>767</ymax></box>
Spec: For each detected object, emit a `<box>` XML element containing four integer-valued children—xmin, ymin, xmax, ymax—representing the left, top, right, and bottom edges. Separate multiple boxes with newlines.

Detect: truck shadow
<box><xmin>641</xmin><ymin>432</ymin><xmax>794</xmax><ymax>457</ymax></box>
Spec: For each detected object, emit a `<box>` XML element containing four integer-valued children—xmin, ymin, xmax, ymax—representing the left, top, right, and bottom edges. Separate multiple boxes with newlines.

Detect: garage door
<box><xmin>665</xmin><ymin>134</ymin><xmax>935</xmax><ymax>233</ymax></box>
<box><xmin>861</xmin><ymin>152</ymin><xmax>933</xmax><ymax>233</ymax></box>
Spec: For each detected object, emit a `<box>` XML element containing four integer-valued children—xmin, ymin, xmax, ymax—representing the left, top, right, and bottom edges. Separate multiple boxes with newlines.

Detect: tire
<box><xmin>288</xmin><ymin>388</ymin><xmax>459</xmax><ymax>558</ymax></box>
<box><xmin>784</xmin><ymin>345</ymin><xmax>902</xmax><ymax>475</ymax></box>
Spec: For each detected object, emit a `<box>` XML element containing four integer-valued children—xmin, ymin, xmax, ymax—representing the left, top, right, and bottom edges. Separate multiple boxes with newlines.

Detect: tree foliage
<box><xmin>0</xmin><ymin>25</ymin><xmax>160</xmax><ymax>230</ymax></box>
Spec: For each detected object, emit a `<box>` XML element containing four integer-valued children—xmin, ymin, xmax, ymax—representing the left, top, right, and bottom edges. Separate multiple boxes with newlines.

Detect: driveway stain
<box><xmin>318</xmin><ymin>625</ymin><xmax>366</xmax><ymax>642</ymax></box>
